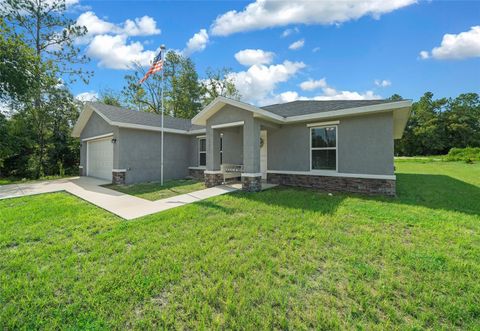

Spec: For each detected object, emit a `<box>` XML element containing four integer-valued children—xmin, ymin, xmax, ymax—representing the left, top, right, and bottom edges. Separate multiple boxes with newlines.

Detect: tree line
<box><xmin>391</xmin><ymin>92</ymin><xmax>480</xmax><ymax>156</ymax></box>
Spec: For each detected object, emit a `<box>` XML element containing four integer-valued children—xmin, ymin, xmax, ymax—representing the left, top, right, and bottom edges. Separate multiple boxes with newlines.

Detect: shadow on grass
<box><xmin>194</xmin><ymin>200</ymin><xmax>237</xmax><ymax>214</ymax></box>
<box><xmin>395</xmin><ymin>173</ymin><xmax>480</xmax><ymax>216</ymax></box>
<box><xmin>236</xmin><ymin>173</ymin><xmax>480</xmax><ymax>217</ymax></box>
<box><xmin>234</xmin><ymin>186</ymin><xmax>345</xmax><ymax>215</ymax></box>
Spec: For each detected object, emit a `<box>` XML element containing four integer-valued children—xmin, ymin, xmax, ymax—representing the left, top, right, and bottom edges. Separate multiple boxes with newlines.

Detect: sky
<box><xmin>68</xmin><ymin>0</ymin><xmax>480</xmax><ymax>106</ymax></box>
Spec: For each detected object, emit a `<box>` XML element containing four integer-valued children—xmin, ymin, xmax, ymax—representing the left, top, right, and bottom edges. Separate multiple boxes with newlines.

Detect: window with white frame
<box><xmin>311</xmin><ymin>126</ymin><xmax>337</xmax><ymax>171</ymax></box>
<box><xmin>198</xmin><ymin>138</ymin><xmax>206</xmax><ymax>166</ymax></box>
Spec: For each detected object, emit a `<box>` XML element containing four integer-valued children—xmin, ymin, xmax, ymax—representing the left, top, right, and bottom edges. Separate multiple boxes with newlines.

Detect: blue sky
<box><xmin>69</xmin><ymin>0</ymin><xmax>480</xmax><ymax>106</ymax></box>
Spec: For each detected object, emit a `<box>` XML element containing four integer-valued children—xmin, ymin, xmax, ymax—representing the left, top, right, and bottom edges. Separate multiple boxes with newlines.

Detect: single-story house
<box><xmin>72</xmin><ymin>97</ymin><xmax>412</xmax><ymax>195</ymax></box>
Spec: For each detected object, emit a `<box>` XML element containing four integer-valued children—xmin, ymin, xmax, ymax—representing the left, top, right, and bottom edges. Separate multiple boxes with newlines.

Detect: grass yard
<box><xmin>105</xmin><ymin>178</ymin><xmax>205</xmax><ymax>201</ymax></box>
<box><xmin>1</xmin><ymin>161</ymin><xmax>479</xmax><ymax>329</ymax></box>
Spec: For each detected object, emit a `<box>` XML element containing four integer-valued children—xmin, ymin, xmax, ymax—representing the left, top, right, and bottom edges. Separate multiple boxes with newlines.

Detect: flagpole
<box><xmin>160</xmin><ymin>44</ymin><xmax>166</xmax><ymax>186</ymax></box>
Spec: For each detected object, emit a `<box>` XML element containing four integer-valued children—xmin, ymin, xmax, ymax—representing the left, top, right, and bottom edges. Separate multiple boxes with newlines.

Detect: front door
<box><xmin>260</xmin><ymin>130</ymin><xmax>267</xmax><ymax>180</ymax></box>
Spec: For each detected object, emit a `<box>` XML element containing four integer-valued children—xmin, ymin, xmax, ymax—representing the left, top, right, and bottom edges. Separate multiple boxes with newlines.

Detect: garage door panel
<box><xmin>87</xmin><ymin>138</ymin><xmax>113</xmax><ymax>180</ymax></box>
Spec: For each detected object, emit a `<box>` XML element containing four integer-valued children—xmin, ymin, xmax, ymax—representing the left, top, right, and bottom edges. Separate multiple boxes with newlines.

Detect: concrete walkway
<box><xmin>0</xmin><ymin>177</ymin><xmax>239</xmax><ymax>220</ymax></box>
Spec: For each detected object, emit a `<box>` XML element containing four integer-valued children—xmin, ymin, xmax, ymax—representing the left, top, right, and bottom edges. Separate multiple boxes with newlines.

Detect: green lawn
<box><xmin>1</xmin><ymin>161</ymin><xmax>479</xmax><ymax>329</ymax></box>
<box><xmin>105</xmin><ymin>178</ymin><xmax>205</xmax><ymax>201</ymax></box>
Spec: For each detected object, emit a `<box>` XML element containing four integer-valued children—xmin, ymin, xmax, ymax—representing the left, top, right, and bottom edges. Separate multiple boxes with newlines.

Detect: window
<box><xmin>311</xmin><ymin>126</ymin><xmax>337</xmax><ymax>171</ymax></box>
<box><xmin>198</xmin><ymin>138</ymin><xmax>206</xmax><ymax>166</ymax></box>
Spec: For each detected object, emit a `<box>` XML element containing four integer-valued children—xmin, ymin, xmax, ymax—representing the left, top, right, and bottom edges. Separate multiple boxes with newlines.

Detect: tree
<box><xmin>99</xmin><ymin>89</ymin><xmax>123</xmax><ymax>107</ymax></box>
<box><xmin>2</xmin><ymin>0</ymin><xmax>90</xmax><ymax>86</ymax></box>
<box><xmin>200</xmin><ymin>67</ymin><xmax>240</xmax><ymax>106</ymax></box>
<box><xmin>0</xmin><ymin>17</ymin><xmax>36</xmax><ymax>103</ymax></box>
<box><xmin>0</xmin><ymin>113</ymin><xmax>15</xmax><ymax>176</ymax></box>
<box><xmin>444</xmin><ymin>93</ymin><xmax>480</xmax><ymax>149</ymax></box>
<box><xmin>122</xmin><ymin>62</ymin><xmax>163</xmax><ymax>113</ymax></box>
<box><xmin>395</xmin><ymin>92</ymin><xmax>448</xmax><ymax>156</ymax></box>
<box><xmin>2</xmin><ymin>0</ymin><xmax>90</xmax><ymax>178</ymax></box>
<box><xmin>387</xmin><ymin>94</ymin><xmax>403</xmax><ymax>101</ymax></box>
<box><xmin>122</xmin><ymin>51</ymin><xmax>202</xmax><ymax>119</ymax></box>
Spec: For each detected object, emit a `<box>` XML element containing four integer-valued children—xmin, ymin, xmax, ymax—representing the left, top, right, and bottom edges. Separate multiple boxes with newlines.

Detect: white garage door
<box><xmin>87</xmin><ymin>138</ymin><xmax>113</xmax><ymax>181</ymax></box>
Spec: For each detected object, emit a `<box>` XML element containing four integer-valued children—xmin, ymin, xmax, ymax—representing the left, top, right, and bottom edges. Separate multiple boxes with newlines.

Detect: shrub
<box><xmin>445</xmin><ymin>147</ymin><xmax>480</xmax><ymax>162</ymax></box>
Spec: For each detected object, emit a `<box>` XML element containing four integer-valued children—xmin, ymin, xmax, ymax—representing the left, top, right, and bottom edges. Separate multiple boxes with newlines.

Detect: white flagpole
<box><xmin>160</xmin><ymin>44</ymin><xmax>166</xmax><ymax>186</ymax></box>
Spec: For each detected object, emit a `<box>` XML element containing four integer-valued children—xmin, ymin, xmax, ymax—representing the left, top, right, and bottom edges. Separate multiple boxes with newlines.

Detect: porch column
<box><xmin>242</xmin><ymin>118</ymin><xmax>262</xmax><ymax>192</ymax></box>
<box><xmin>205</xmin><ymin>125</ymin><xmax>222</xmax><ymax>187</ymax></box>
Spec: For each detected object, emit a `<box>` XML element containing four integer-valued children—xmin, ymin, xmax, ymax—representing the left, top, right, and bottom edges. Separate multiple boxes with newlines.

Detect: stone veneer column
<box><xmin>241</xmin><ymin>174</ymin><xmax>262</xmax><ymax>192</ymax></box>
<box><xmin>112</xmin><ymin>170</ymin><xmax>126</xmax><ymax>185</ymax></box>
<box><xmin>204</xmin><ymin>171</ymin><xmax>223</xmax><ymax>188</ymax></box>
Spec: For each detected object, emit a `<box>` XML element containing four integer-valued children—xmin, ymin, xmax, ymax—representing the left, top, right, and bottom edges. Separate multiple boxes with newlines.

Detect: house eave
<box><xmin>191</xmin><ymin>96</ymin><xmax>284</xmax><ymax>126</ymax></box>
<box><xmin>72</xmin><ymin>103</ymin><xmax>207</xmax><ymax>137</ymax></box>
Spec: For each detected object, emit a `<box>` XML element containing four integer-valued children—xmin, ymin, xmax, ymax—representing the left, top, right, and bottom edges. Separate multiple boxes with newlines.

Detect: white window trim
<box><xmin>198</xmin><ymin>137</ymin><xmax>206</xmax><ymax>167</ymax></box>
<box><xmin>310</xmin><ymin>125</ymin><xmax>338</xmax><ymax>173</ymax></box>
<box><xmin>306</xmin><ymin>120</ymin><xmax>339</xmax><ymax>127</ymax></box>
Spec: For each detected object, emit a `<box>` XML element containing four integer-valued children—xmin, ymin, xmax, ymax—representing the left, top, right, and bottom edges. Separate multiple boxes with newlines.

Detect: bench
<box><xmin>221</xmin><ymin>163</ymin><xmax>243</xmax><ymax>183</ymax></box>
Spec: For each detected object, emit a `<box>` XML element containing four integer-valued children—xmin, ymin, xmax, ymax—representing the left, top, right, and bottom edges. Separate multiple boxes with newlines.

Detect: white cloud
<box><xmin>312</xmin><ymin>47</ymin><xmax>321</xmax><ymax>53</ymax></box>
<box><xmin>75</xmin><ymin>11</ymin><xmax>160</xmax><ymax>44</ymax></box>
<box><xmin>75</xmin><ymin>91</ymin><xmax>98</xmax><ymax>102</ymax></box>
<box><xmin>288</xmin><ymin>39</ymin><xmax>305</xmax><ymax>50</ymax></box>
<box><xmin>123</xmin><ymin>16</ymin><xmax>161</xmax><ymax>36</ymax></box>
<box><xmin>234</xmin><ymin>49</ymin><xmax>275</xmax><ymax>66</ymax></box>
<box><xmin>311</xmin><ymin>79</ymin><xmax>381</xmax><ymax>100</ymax></box>
<box><xmin>374</xmin><ymin>79</ymin><xmax>391</xmax><ymax>87</ymax></box>
<box><xmin>182</xmin><ymin>29</ymin><xmax>209</xmax><ymax>56</ymax></box>
<box><xmin>262</xmin><ymin>78</ymin><xmax>381</xmax><ymax>104</ymax></box>
<box><xmin>420</xmin><ymin>26</ymin><xmax>480</xmax><ymax>60</ymax></box>
<box><xmin>86</xmin><ymin>34</ymin><xmax>158</xmax><ymax>69</ymax></box>
<box><xmin>76</xmin><ymin>11</ymin><xmax>118</xmax><ymax>38</ymax></box>
<box><xmin>313</xmin><ymin>89</ymin><xmax>381</xmax><ymax>100</ymax></box>
<box><xmin>281</xmin><ymin>27</ymin><xmax>299</xmax><ymax>37</ymax></box>
<box><xmin>419</xmin><ymin>50</ymin><xmax>430</xmax><ymax>59</ymax></box>
<box><xmin>75</xmin><ymin>11</ymin><xmax>162</xmax><ymax>69</ymax></box>
<box><xmin>300</xmin><ymin>78</ymin><xmax>327</xmax><ymax>91</ymax></box>
<box><xmin>228</xmin><ymin>60</ymin><xmax>306</xmax><ymax>104</ymax></box>
<box><xmin>211</xmin><ymin>0</ymin><xmax>416</xmax><ymax>36</ymax></box>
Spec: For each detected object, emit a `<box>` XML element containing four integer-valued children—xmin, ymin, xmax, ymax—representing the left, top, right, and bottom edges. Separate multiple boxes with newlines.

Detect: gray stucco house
<box><xmin>72</xmin><ymin>97</ymin><xmax>411</xmax><ymax>195</ymax></box>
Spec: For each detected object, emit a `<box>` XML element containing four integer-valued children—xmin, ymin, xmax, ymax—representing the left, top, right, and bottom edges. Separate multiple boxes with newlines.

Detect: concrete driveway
<box><xmin>0</xmin><ymin>177</ymin><xmax>239</xmax><ymax>220</ymax></box>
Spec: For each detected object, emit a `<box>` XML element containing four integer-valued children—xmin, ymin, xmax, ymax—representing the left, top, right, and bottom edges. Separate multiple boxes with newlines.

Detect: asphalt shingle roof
<box><xmin>89</xmin><ymin>99</ymin><xmax>403</xmax><ymax>131</ymax></box>
<box><xmin>260</xmin><ymin>100</ymin><xmax>398</xmax><ymax>118</ymax></box>
<box><xmin>89</xmin><ymin>102</ymin><xmax>205</xmax><ymax>131</ymax></box>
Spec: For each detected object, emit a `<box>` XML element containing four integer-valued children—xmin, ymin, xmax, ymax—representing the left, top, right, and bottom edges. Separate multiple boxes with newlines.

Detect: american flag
<box><xmin>138</xmin><ymin>50</ymin><xmax>163</xmax><ymax>84</ymax></box>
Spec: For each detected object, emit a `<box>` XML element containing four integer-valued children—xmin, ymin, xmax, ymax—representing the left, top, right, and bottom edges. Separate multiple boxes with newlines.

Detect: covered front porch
<box><xmin>204</xmin><ymin>119</ymin><xmax>275</xmax><ymax>191</ymax></box>
<box><xmin>200</xmin><ymin>111</ymin><xmax>278</xmax><ymax>191</ymax></box>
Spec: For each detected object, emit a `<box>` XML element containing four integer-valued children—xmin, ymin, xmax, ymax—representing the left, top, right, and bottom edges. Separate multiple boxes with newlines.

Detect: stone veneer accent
<box><xmin>189</xmin><ymin>168</ymin><xmax>205</xmax><ymax>180</ymax></box>
<box><xmin>267</xmin><ymin>173</ymin><xmax>395</xmax><ymax>196</ymax></box>
<box><xmin>242</xmin><ymin>175</ymin><xmax>262</xmax><ymax>192</ymax></box>
<box><xmin>112</xmin><ymin>170</ymin><xmax>126</xmax><ymax>185</ymax></box>
<box><xmin>205</xmin><ymin>173</ymin><xmax>223</xmax><ymax>188</ymax></box>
